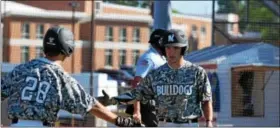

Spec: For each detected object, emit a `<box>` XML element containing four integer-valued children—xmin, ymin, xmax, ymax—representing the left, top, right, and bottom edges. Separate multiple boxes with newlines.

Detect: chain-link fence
<box><xmin>213</xmin><ymin>0</ymin><xmax>280</xmax><ymax>46</ymax></box>
<box><xmin>211</xmin><ymin>1</ymin><xmax>279</xmax><ymax>127</ymax></box>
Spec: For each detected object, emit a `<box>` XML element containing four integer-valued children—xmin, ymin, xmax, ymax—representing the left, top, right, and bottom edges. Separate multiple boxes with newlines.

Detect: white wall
<box><xmin>216</xmin><ymin>49</ymin><xmax>280</xmax><ymax>126</ymax></box>
<box><xmin>263</xmin><ymin>71</ymin><xmax>279</xmax><ymax>126</ymax></box>
<box><xmin>59</xmin><ymin>73</ymin><xmax>119</xmax><ymax>127</ymax></box>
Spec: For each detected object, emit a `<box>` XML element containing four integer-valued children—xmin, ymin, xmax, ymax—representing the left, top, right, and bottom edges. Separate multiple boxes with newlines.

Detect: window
<box><xmin>119</xmin><ymin>50</ymin><xmax>126</xmax><ymax>66</ymax></box>
<box><xmin>132</xmin><ymin>50</ymin><xmax>140</xmax><ymax>65</ymax></box>
<box><xmin>191</xmin><ymin>25</ymin><xmax>197</xmax><ymax>38</ymax></box>
<box><xmin>228</xmin><ymin>23</ymin><xmax>234</xmax><ymax>33</ymax></box>
<box><xmin>119</xmin><ymin>28</ymin><xmax>127</xmax><ymax>42</ymax></box>
<box><xmin>105</xmin><ymin>49</ymin><xmax>113</xmax><ymax>66</ymax></box>
<box><xmin>94</xmin><ymin>1</ymin><xmax>102</xmax><ymax>14</ymax></box>
<box><xmin>200</xmin><ymin>26</ymin><xmax>206</xmax><ymax>37</ymax></box>
<box><xmin>200</xmin><ymin>26</ymin><xmax>206</xmax><ymax>41</ymax></box>
<box><xmin>21</xmin><ymin>46</ymin><xmax>29</xmax><ymax>63</ymax></box>
<box><xmin>105</xmin><ymin>26</ymin><xmax>113</xmax><ymax>41</ymax></box>
<box><xmin>232</xmin><ymin>70</ymin><xmax>264</xmax><ymax>117</ymax></box>
<box><xmin>21</xmin><ymin>23</ymin><xmax>30</xmax><ymax>39</ymax></box>
<box><xmin>188</xmin><ymin>35</ymin><xmax>198</xmax><ymax>53</ymax></box>
<box><xmin>36</xmin><ymin>24</ymin><xmax>44</xmax><ymax>39</ymax></box>
<box><xmin>133</xmin><ymin>28</ymin><xmax>140</xmax><ymax>43</ymax></box>
<box><xmin>36</xmin><ymin>47</ymin><xmax>44</xmax><ymax>58</ymax></box>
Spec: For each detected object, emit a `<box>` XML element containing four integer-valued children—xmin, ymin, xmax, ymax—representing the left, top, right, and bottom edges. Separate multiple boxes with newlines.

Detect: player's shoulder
<box><xmin>148</xmin><ymin>63</ymin><xmax>168</xmax><ymax>75</ymax></box>
<box><xmin>186</xmin><ymin>61</ymin><xmax>206</xmax><ymax>73</ymax></box>
<box><xmin>142</xmin><ymin>47</ymin><xmax>160</xmax><ymax>57</ymax></box>
<box><xmin>12</xmin><ymin>58</ymin><xmax>40</xmax><ymax>70</ymax></box>
<box><xmin>136</xmin><ymin>52</ymin><xmax>156</xmax><ymax>67</ymax></box>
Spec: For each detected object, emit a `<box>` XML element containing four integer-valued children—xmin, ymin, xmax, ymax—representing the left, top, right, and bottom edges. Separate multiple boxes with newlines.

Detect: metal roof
<box><xmin>1</xmin><ymin>1</ymin><xmax>88</xmax><ymax>19</ymax></box>
<box><xmin>185</xmin><ymin>43</ymin><xmax>279</xmax><ymax>63</ymax></box>
<box><xmin>1</xmin><ymin>1</ymin><xmax>212</xmax><ymax>23</ymax></box>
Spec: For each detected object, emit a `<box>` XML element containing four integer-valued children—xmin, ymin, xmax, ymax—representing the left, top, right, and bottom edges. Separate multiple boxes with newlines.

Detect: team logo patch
<box><xmin>168</xmin><ymin>34</ymin><xmax>175</xmax><ymax>42</ymax></box>
<box><xmin>47</xmin><ymin>37</ymin><xmax>56</xmax><ymax>45</ymax></box>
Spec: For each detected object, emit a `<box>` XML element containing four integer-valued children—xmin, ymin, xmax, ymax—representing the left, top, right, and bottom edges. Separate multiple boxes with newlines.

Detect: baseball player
<box><xmin>130</xmin><ymin>29</ymin><xmax>214</xmax><ymax>127</ymax></box>
<box><xmin>1</xmin><ymin>26</ymin><xmax>143</xmax><ymax>127</ymax></box>
<box><xmin>126</xmin><ymin>29</ymin><xmax>167</xmax><ymax>126</ymax></box>
<box><xmin>98</xmin><ymin>29</ymin><xmax>167</xmax><ymax>127</ymax></box>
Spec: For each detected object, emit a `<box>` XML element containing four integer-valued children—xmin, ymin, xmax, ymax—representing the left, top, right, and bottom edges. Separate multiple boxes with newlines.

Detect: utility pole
<box><xmin>89</xmin><ymin>0</ymin><xmax>96</xmax><ymax>97</ymax></box>
<box><xmin>153</xmin><ymin>0</ymin><xmax>172</xmax><ymax>30</ymax></box>
<box><xmin>211</xmin><ymin>0</ymin><xmax>216</xmax><ymax>46</ymax></box>
<box><xmin>88</xmin><ymin>1</ymin><xmax>96</xmax><ymax>126</ymax></box>
<box><xmin>68</xmin><ymin>1</ymin><xmax>80</xmax><ymax>73</ymax></box>
<box><xmin>0</xmin><ymin>0</ymin><xmax>3</xmax><ymax>81</ymax></box>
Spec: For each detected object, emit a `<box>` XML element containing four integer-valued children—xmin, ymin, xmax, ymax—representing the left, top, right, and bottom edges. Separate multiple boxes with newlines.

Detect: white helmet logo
<box><xmin>47</xmin><ymin>37</ymin><xmax>56</xmax><ymax>45</ymax></box>
<box><xmin>168</xmin><ymin>34</ymin><xmax>174</xmax><ymax>42</ymax></box>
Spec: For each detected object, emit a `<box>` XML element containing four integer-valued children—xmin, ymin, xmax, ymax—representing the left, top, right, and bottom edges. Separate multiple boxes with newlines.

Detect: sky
<box><xmin>171</xmin><ymin>1</ymin><xmax>218</xmax><ymax>15</ymax></box>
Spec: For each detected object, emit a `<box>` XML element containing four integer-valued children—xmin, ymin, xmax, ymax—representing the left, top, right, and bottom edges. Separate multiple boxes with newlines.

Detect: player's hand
<box><xmin>96</xmin><ymin>90</ymin><xmax>116</xmax><ymax>106</ymax></box>
<box><xmin>132</xmin><ymin>110</ymin><xmax>142</xmax><ymax>123</ymax></box>
<box><xmin>115</xmin><ymin>116</ymin><xmax>145</xmax><ymax>127</ymax></box>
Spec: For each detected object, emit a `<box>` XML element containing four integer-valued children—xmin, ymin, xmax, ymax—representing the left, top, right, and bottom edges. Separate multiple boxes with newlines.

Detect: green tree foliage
<box><xmin>217</xmin><ymin>0</ymin><xmax>279</xmax><ymax>43</ymax></box>
<box><xmin>172</xmin><ymin>9</ymin><xmax>181</xmax><ymax>14</ymax></box>
<box><xmin>217</xmin><ymin>0</ymin><xmax>239</xmax><ymax>13</ymax></box>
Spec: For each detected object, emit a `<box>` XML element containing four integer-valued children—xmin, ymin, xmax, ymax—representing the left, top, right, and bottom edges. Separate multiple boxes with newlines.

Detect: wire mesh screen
<box><xmin>213</xmin><ymin>0</ymin><xmax>280</xmax><ymax>46</ymax></box>
<box><xmin>231</xmin><ymin>70</ymin><xmax>265</xmax><ymax>117</ymax></box>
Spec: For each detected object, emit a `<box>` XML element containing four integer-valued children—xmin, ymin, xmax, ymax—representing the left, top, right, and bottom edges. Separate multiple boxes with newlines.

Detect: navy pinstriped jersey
<box><xmin>132</xmin><ymin>60</ymin><xmax>212</xmax><ymax>122</ymax></box>
<box><xmin>1</xmin><ymin>58</ymin><xmax>95</xmax><ymax>123</ymax></box>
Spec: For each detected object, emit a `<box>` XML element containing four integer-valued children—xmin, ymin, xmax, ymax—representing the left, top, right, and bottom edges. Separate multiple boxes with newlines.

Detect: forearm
<box><xmin>202</xmin><ymin>100</ymin><xmax>213</xmax><ymax>121</ymax></box>
<box><xmin>133</xmin><ymin>101</ymin><xmax>141</xmax><ymax>113</ymax></box>
<box><xmin>90</xmin><ymin>101</ymin><xmax>143</xmax><ymax>127</ymax></box>
<box><xmin>89</xmin><ymin>101</ymin><xmax>118</xmax><ymax>124</ymax></box>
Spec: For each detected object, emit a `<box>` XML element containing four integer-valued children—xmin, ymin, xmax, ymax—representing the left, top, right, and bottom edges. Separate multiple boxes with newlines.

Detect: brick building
<box><xmin>1</xmin><ymin>1</ymin><xmax>235</xmax><ymax>73</ymax></box>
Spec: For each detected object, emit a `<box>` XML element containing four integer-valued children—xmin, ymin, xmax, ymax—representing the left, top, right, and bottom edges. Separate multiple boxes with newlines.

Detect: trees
<box><xmin>217</xmin><ymin>0</ymin><xmax>279</xmax><ymax>44</ymax></box>
<box><xmin>217</xmin><ymin>0</ymin><xmax>240</xmax><ymax>14</ymax></box>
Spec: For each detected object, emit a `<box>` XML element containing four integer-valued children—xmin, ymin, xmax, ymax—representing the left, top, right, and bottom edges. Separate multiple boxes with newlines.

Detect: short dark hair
<box><xmin>44</xmin><ymin>47</ymin><xmax>61</xmax><ymax>57</ymax></box>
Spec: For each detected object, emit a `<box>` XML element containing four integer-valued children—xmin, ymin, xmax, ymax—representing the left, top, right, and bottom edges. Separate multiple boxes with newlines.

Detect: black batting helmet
<box><xmin>149</xmin><ymin>29</ymin><xmax>168</xmax><ymax>52</ymax></box>
<box><xmin>43</xmin><ymin>26</ymin><xmax>75</xmax><ymax>57</ymax></box>
<box><xmin>149</xmin><ymin>29</ymin><xmax>168</xmax><ymax>44</ymax></box>
<box><xmin>160</xmin><ymin>29</ymin><xmax>188</xmax><ymax>56</ymax></box>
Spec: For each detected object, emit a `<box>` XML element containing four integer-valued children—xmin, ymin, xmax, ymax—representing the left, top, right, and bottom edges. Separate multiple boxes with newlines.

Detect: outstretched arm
<box><xmin>89</xmin><ymin>100</ymin><xmax>144</xmax><ymax>127</ymax></box>
<box><xmin>61</xmin><ymin>75</ymin><xmax>143</xmax><ymax>127</ymax></box>
<box><xmin>89</xmin><ymin>100</ymin><xmax>117</xmax><ymax>123</ymax></box>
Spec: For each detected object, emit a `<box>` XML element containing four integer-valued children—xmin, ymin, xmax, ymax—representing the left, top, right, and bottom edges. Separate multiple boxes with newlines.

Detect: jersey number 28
<box><xmin>21</xmin><ymin>76</ymin><xmax>51</xmax><ymax>103</ymax></box>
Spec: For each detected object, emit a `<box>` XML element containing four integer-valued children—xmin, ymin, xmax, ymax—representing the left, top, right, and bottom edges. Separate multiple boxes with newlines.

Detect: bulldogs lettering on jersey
<box><xmin>132</xmin><ymin>60</ymin><xmax>212</xmax><ymax>121</ymax></box>
<box><xmin>156</xmin><ymin>85</ymin><xmax>193</xmax><ymax>96</ymax></box>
